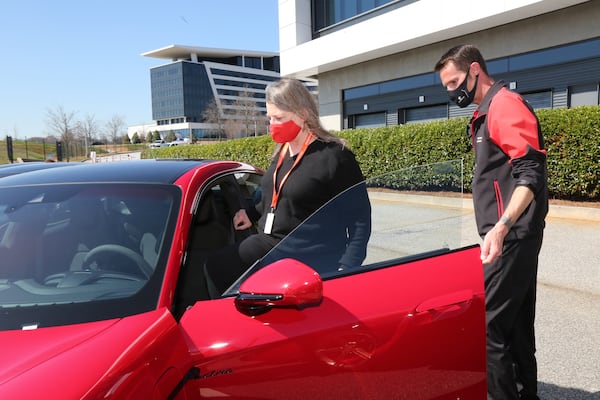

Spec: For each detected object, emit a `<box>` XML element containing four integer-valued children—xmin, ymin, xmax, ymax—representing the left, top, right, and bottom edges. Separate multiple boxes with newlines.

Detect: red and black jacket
<box><xmin>469</xmin><ymin>80</ymin><xmax>548</xmax><ymax>240</ymax></box>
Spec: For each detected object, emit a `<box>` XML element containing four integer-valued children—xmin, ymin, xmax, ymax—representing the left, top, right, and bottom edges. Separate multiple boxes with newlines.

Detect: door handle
<box><xmin>414</xmin><ymin>289</ymin><xmax>475</xmax><ymax>314</ymax></box>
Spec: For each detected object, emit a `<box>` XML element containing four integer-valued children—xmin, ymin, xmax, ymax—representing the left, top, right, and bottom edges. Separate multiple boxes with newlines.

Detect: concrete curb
<box><xmin>546</xmin><ymin>204</ymin><xmax>600</xmax><ymax>223</ymax></box>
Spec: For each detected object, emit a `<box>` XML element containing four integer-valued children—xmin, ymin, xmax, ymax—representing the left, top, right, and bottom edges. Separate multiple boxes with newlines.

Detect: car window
<box><xmin>0</xmin><ymin>183</ymin><xmax>180</xmax><ymax>331</ymax></box>
<box><xmin>225</xmin><ymin>160</ymin><xmax>470</xmax><ymax>295</ymax></box>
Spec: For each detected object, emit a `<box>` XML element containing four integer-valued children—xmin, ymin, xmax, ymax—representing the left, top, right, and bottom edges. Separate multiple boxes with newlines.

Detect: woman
<box><xmin>206</xmin><ymin>78</ymin><xmax>371</xmax><ymax>293</ymax></box>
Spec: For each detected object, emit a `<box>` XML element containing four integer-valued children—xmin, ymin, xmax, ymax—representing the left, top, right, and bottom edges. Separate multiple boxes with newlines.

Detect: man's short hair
<box><xmin>434</xmin><ymin>44</ymin><xmax>489</xmax><ymax>74</ymax></box>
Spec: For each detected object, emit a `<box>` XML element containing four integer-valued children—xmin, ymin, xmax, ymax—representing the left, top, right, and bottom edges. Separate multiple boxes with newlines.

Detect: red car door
<box><xmin>178</xmin><ymin>164</ymin><xmax>486</xmax><ymax>399</ymax></box>
<box><xmin>179</xmin><ymin>246</ymin><xmax>485</xmax><ymax>399</ymax></box>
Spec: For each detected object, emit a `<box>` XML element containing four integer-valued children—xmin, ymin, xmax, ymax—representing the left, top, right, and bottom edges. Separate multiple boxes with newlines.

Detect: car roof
<box><xmin>0</xmin><ymin>162</ymin><xmax>75</xmax><ymax>178</ymax></box>
<box><xmin>0</xmin><ymin>159</ymin><xmax>219</xmax><ymax>186</ymax></box>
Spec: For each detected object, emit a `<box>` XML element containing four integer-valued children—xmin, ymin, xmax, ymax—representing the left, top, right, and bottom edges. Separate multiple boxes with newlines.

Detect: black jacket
<box><xmin>469</xmin><ymin>81</ymin><xmax>548</xmax><ymax>240</ymax></box>
<box><xmin>251</xmin><ymin>139</ymin><xmax>371</xmax><ymax>269</ymax></box>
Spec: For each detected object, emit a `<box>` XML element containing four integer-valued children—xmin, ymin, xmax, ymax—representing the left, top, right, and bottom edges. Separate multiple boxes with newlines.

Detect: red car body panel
<box><xmin>180</xmin><ymin>246</ymin><xmax>486</xmax><ymax>399</ymax></box>
<box><xmin>0</xmin><ymin>309</ymin><xmax>191</xmax><ymax>399</ymax></box>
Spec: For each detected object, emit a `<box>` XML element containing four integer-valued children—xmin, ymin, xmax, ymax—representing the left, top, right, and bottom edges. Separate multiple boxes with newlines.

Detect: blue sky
<box><xmin>0</xmin><ymin>0</ymin><xmax>279</xmax><ymax>139</ymax></box>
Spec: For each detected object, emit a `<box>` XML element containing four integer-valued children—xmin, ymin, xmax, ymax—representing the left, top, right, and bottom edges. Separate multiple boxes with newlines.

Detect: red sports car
<box><xmin>0</xmin><ymin>159</ymin><xmax>485</xmax><ymax>399</ymax></box>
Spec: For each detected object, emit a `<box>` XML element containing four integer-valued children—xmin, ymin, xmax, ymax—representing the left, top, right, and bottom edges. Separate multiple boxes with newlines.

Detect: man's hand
<box><xmin>480</xmin><ymin>186</ymin><xmax>534</xmax><ymax>264</ymax></box>
<box><xmin>233</xmin><ymin>209</ymin><xmax>252</xmax><ymax>230</ymax></box>
<box><xmin>480</xmin><ymin>222</ymin><xmax>509</xmax><ymax>264</ymax></box>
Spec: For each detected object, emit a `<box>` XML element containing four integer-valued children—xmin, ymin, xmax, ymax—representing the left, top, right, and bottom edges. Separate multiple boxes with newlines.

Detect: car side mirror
<box><xmin>234</xmin><ymin>258</ymin><xmax>323</xmax><ymax>316</ymax></box>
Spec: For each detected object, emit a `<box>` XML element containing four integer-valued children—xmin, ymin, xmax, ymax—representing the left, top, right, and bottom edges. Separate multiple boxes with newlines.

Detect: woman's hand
<box><xmin>233</xmin><ymin>209</ymin><xmax>252</xmax><ymax>230</ymax></box>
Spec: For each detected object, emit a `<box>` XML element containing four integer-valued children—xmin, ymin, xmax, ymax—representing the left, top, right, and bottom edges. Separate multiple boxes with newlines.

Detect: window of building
<box><xmin>570</xmin><ymin>83</ymin><xmax>599</xmax><ymax>107</ymax></box>
<box><xmin>262</xmin><ymin>57</ymin><xmax>280</xmax><ymax>72</ymax></box>
<box><xmin>403</xmin><ymin>105</ymin><xmax>447</xmax><ymax>124</ymax></box>
<box><xmin>244</xmin><ymin>57</ymin><xmax>262</xmax><ymax>69</ymax></box>
<box><xmin>351</xmin><ymin>112</ymin><xmax>386</xmax><ymax>128</ymax></box>
<box><xmin>313</xmin><ymin>0</ymin><xmax>396</xmax><ymax>32</ymax></box>
<box><xmin>210</xmin><ymin>68</ymin><xmax>279</xmax><ymax>82</ymax></box>
<box><xmin>213</xmin><ymin>79</ymin><xmax>267</xmax><ymax>91</ymax></box>
<box><xmin>521</xmin><ymin>91</ymin><xmax>552</xmax><ymax>110</ymax></box>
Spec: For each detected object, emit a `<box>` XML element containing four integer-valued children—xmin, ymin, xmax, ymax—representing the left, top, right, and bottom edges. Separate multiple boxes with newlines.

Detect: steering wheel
<box><xmin>82</xmin><ymin>244</ymin><xmax>153</xmax><ymax>279</ymax></box>
<box><xmin>43</xmin><ymin>270</ymin><xmax>146</xmax><ymax>288</ymax></box>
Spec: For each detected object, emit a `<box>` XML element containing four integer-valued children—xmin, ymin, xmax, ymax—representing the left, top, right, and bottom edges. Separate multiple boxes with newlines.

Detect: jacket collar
<box><xmin>476</xmin><ymin>80</ymin><xmax>507</xmax><ymax>114</ymax></box>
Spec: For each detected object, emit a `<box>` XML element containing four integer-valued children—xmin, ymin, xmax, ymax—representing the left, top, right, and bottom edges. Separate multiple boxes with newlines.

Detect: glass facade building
<box><xmin>137</xmin><ymin>46</ymin><xmax>291</xmax><ymax>140</ymax></box>
<box><xmin>151</xmin><ymin>62</ymin><xmax>211</xmax><ymax>123</ymax></box>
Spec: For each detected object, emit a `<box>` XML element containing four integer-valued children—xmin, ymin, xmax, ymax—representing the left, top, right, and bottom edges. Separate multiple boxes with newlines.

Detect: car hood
<box><xmin>0</xmin><ymin>319</ymin><xmax>118</xmax><ymax>386</ymax></box>
<box><xmin>0</xmin><ymin>309</ymin><xmax>176</xmax><ymax>398</ymax></box>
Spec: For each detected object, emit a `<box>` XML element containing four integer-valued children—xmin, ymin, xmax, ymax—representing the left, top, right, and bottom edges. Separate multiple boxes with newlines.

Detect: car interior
<box><xmin>174</xmin><ymin>173</ymin><xmax>261</xmax><ymax>317</ymax></box>
<box><xmin>0</xmin><ymin>184</ymin><xmax>176</xmax><ymax>305</ymax></box>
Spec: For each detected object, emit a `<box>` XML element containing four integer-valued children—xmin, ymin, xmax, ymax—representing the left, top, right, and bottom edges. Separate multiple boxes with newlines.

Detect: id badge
<box><xmin>264</xmin><ymin>212</ymin><xmax>275</xmax><ymax>234</ymax></box>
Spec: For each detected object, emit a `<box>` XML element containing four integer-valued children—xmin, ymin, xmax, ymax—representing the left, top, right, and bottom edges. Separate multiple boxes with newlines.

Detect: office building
<box><xmin>130</xmin><ymin>45</ymin><xmax>283</xmax><ymax>140</ymax></box>
<box><xmin>279</xmin><ymin>0</ymin><xmax>600</xmax><ymax>130</ymax></box>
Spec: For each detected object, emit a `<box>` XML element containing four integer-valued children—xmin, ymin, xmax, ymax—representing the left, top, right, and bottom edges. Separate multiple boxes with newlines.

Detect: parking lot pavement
<box><xmin>535</xmin><ymin>211</ymin><xmax>600</xmax><ymax>399</ymax></box>
<box><xmin>536</xmin><ymin>284</ymin><xmax>600</xmax><ymax>399</ymax></box>
<box><xmin>373</xmin><ymin>192</ymin><xmax>600</xmax><ymax>295</ymax></box>
<box><xmin>538</xmin><ymin>215</ymin><xmax>600</xmax><ymax>296</ymax></box>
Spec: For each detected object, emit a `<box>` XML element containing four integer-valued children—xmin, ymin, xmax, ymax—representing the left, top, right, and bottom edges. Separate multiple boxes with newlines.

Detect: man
<box><xmin>435</xmin><ymin>45</ymin><xmax>548</xmax><ymax>400</ymax></box>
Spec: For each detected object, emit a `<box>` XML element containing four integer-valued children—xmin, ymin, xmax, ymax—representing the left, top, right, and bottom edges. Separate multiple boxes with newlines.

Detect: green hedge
<box><xmin>145</xmin><ymin>135</ymin><xmax>275</xmax><ymax>169</ymax></box>
<box><xmin>338</xmin><ymin>118</ymin><xmax>474</xmax><ymax>183</ymax></box>
<box><xmin>145</xmin><ymin>105</ymin><xmax>600</xmax><ymax>201</ymax></box>
<box><xmin>538</xmin><ymin>106</ymin><xmax>600</xmax><ymax>200</ymax></box>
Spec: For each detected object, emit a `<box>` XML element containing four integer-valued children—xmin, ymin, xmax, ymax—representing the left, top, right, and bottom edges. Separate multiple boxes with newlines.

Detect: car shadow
<box><xmin>539</xmin><ymin>382</ymin><xmax>598</xmax><ymax>400</ymax></box>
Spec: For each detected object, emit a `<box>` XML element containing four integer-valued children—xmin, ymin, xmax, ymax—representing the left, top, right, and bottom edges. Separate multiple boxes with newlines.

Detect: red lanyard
<box><xmin>270</xmin><ymin>133</ymin><xmax>314</xmax><ymax>211</ymax></box>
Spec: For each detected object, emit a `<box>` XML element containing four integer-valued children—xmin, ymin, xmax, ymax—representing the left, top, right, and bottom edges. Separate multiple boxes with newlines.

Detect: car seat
<box><xmin>174</xmin><ymin>189</ymin><xmax>235</xmax><ymax>316</ymax></box>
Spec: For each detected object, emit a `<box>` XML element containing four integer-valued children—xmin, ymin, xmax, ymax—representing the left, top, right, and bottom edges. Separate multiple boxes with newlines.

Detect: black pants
<box><xmin>484</xmin><ymin>236</ymin><xmax>543</xmax><ymax>400</ymax></box>
<box><xmin>206</xmin><ymin>233</ymin><xmax>279</xmax><ymax>294</ymax></box>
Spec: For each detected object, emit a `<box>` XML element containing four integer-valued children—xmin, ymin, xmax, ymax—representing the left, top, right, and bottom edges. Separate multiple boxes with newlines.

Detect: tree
<box><xmin>165</xmin><ymin>130</ymin><xmax>176</xmax><ymax>143</ymax></box>
<box><xmin>145</xmin><ymin>131</ymin><xmax>154</xmax><ymax>143</ymax></box>
<box><xmin>231</xmin><ymin>89</ymin><xmax>265</xmax><ymax>137</ymax></box>
<box><xmin>224</xmin><ymin>119</ymin><xmax>244</xmax><ymax>139</ymax></box>
<box><xmin>201</xmin><ymin>97</ymin><xmax>225</xmax><ymax>139</ymax></box>
<box><xmin>105</xmin><ymin>115</ymin><xmax>126</xmax><ymax>147</ymax></box>
<box><xmin>201</xmin><ymin>89</ymin><xmax>267</xmax><ymax>140</ymax></box>
<box><xmin>131</xmin><ymin>132</ymin><xmax>141</xmax><ymax>144</ymax></box>
<box><xmin>135</xmin><ymin>126</ymin><xmax>148</xmax><ymax>144</ymax></box>
<box><xmin>152</xmin><ymin>131</ymin><xmax>161</xmax><ymax>141</ymax></box>
<box><xmin>253</xmin><ymin>116</ymin><xmax>268</xmax><ymax>136</ymax></box>
<box><xmin>74</xmin><ymin>114</ymin><xmax>99</xmax><ymax>157</ymax></box>
<box><xmin>46</xmin><ymin>105</ymin><xmax>77</xmax><ymax>161</ymax></box>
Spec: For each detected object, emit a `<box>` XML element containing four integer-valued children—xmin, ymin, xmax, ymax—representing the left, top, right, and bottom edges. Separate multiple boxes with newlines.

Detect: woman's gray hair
<box><xmin>265</xmin><ymin>79</ymin><xmax>345</xmax><ymax>153</ymax></box>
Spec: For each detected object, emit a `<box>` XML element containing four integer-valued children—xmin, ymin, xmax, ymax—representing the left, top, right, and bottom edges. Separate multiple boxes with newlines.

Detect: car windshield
<box><xmin>226</xmin><ymin>160</ymin><xmax>473</xmax><ymax>294</ymax></box>
<box><xmin>0</xmin><ymin>182</ymin><xmax>180</xmax><ymax>331</ymax></box>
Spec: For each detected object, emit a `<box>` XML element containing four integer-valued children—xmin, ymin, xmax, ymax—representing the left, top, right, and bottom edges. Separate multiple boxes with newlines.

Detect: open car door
<box><xmin>179</xmin><ymin>161</ymin><xmax>486</xmax><ymax>399</ymax></box>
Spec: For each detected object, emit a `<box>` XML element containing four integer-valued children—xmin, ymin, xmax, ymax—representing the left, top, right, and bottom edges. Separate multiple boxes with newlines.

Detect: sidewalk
<box><xmin>546</xmin><ymin>202</ymin><xmax>600</xmax><ymax>223</ymax></box>
<box><xmin>371</xmin><ymin>191</ymin><xmax>600</xmax><ymax>223</ymax></box>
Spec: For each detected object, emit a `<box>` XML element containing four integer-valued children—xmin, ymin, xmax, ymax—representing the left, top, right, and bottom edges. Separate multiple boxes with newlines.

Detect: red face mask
<box><xmin>269</xmin><ymin>119</ymin><xmax>302</xmax><ymax>143</ymax></box>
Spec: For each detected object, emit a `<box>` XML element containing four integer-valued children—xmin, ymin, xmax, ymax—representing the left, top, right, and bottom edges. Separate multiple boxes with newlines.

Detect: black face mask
<box><xmin>448</xmin><ymin>68</ymin><xmax>478</xmax><ymax>108</ymax></box>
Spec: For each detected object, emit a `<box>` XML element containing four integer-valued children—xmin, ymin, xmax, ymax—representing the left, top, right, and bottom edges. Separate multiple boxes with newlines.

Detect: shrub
<box><xmin>145</xmin><ymin>105</ymin><xmax>600</xmax><ymax>201</ymax></box>
<box><xmin>538</xmin><ymin>106</ymin><xmax>600</xmax><ymax>200</ymax></box>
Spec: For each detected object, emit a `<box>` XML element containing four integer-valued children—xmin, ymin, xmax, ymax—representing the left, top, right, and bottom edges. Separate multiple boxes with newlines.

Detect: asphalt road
<box><xmin>535</xmin><ymin>216</ymin><xmax>600</xmax><ymax>400</ymax></box>
<box><xmin>369</xmin><ymin>193</ymin><xmax>600</xmax><ymax>399</ymax></box>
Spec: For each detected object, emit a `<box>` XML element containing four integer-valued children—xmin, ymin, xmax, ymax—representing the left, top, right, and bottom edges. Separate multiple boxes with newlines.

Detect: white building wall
<box><xmin>278</xmin><ymin>0</ymin><xmax>312</xmax><ymax>53</ymax></box>
<box><xmin>278</xmin><ymin>0</ymin><xmax>598</xmax><ymax>130</ymax></box>
<box><xmin>279</xmin><ymin>0</ymin><xmax>590</xmax><ymax>78</ymax></box>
